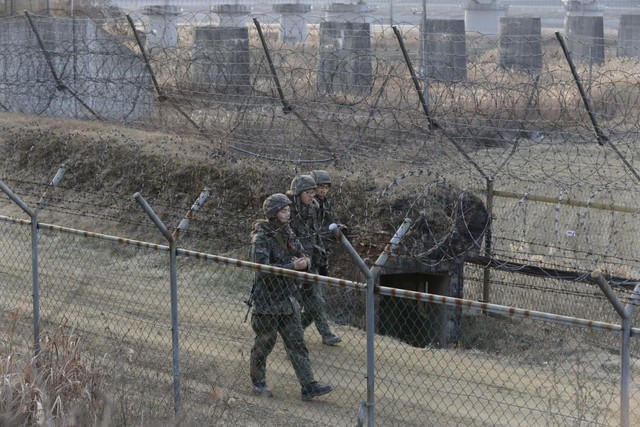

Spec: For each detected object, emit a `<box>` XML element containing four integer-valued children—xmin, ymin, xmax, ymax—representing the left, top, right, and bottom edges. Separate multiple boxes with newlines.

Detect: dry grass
<box><xmin>0</xmin><ymin>311</ymin><xmax>110</xmax><ymax>425</ymax></box>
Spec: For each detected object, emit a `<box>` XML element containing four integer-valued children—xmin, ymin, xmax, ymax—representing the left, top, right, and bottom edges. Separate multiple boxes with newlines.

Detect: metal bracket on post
<box><xmin>392</xmin><ymin>25</ymin><xmax>439</xmax><ymax>131</ymax></box>
<box><xmin>36</xmin><ymin>165</ymin><xmax>66</xmax><ymax>214</ymax></box>
<box><xmin>253</xmin><ymin>17</ymin><xmax>330</xmax><ymax>151</ymax></box>
<box><xmin>356</xmin><ymin>400</ymin><xmax>369</xmax><ymax>427</ymax></box>
<box><xmin>0</xmin><ymin>166</ymin><xmax>65</xmax><ymax>360</ymax></box>
<box><xmin>134</xmin><ymin>192</ymin><xmax>178</xmax><ymax>416</ymax></box>
<box><xmin>253</xmin><ymin>17</ymin><xmax>291</xmax><ymax>115</ymax></box>
<box><xmin>330</xmin><ymin>223</ymin><xmax>372</xmax><ymax>277</ymax></box>
<box><xmin>556</xmin><ymin>32</ymin><xmax>640</xmax><ymax>185</ymax></box>
<box><xmin>555</xmin><ymin>32</ymin><xmax>608</xmax><ymax>146</ymax></box>
<box><xmin>134</xmin><ymin>192</ymin><xmax>172</xmax><ymax>239</ymax></box>
<box><xmin>591</xmin><ymin>270</ymin><xmax>640</xmax><ymax>427</ymax></box>
<box><xmin>332</xmin><ymin>218</ymin><xmax>412</xmax><ymax>427</ymax></box>
<box><xmin>133</xmin><ymin>189</ymin><xmax>210</xmax><ymax>418</ymax></box>
<box><xmin>172</xmin><ymin>187</ymin><xmax>210</xmax><ymax>240</ymax></box>
<box><xmin>0</xmin><ymin>180</ymin><xmax>34</xmax><ymax>217</ymax></box>
<box><xmin>371</xmin><ymin>218</ymin><xmax>412</xmax><ymax>279</ymax></box>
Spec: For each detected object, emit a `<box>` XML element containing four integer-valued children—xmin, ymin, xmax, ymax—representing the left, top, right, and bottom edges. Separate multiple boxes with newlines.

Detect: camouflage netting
<box><xmin>342</xmin><ymin>171</ymin><xmax>489</xmax><ymax>266</ymax></box>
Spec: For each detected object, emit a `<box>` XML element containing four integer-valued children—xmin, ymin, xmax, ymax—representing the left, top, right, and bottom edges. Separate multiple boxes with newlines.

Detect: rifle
<box><xmin>244</xmin><ymin>280</ymin><xmax>257</xmax><ymax>323</ymax></box>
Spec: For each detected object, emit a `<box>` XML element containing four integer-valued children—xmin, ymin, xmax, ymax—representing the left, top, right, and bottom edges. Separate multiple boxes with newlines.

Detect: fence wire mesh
<box><xmin>2</xmin><ymin>2</ymin><xmax>640</xmax><ymax>425</ymax></box>
<box><xmin>1</xmin><ymin>214</ymin><xmax>639</xmax><ymax>425</ymax></box>
<box><xmin>0</xmin><ymin>218</ymin><xmax>32</xmax><ymax>339</ymax></box>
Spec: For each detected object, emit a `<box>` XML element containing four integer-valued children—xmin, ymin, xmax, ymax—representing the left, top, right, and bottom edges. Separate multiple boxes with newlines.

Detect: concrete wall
<box><xmin>317</xmin><ymin>21</ymin><xmax>372</xmax><ymax>95</ymax></box>
<box><xmin>421</xmin><ymin>19</ymin><xmax>467</xmax><ymax>82</ymax></box>
<box><xmin>564</xmin><ymin>15</ymin><xmax>605</xmax><ymax>64</ymax></box>
<box><xmin>498</xmin><ymin>17</ymin><xmax>543</xmax><ymax>73</ymax></box>
<box><xmin>191</xmin><ymin>26</ymin><xmax>251</xmax><ymax>94</ymax></box>
<box><xmin>0</xmin><ymin>15</ymin><xmax>154</xmax><ymax>121</ymax></box>
<box><xmin>618</xmin><ymin>14</ymin><xmax>640</xmax><ymax>57</ymax></box>
<box><xmin>464</xmin><ymin>0</ymin><xmax>508</xmax><ymax>35</ymax></box>
<box><xmin>274</xmin><ymin>3</ymin><xmax>311</xmax><ymax>44</ymax></box>
<box><xmin>143</xmin><ymin>4</ymin><xmax>179</xmax><ymax>49</ymax></box>
<box><xmin>0</xmin><ymin>0</ymin><xmax>48</xmax><ymax>15</ymax></box>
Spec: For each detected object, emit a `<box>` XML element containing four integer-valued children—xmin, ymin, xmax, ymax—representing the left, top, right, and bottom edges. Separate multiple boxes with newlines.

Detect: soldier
<box><xmin>286</xmin><ymin>175</ymin><xmax>342</xmax><ymax>346</ymax></box>
<box><xmin>249</xmin><ymin>193</ymin><xmax>334</xmax><ymax>401</ymax></box>
<box><xmin>309</xmin><ymin>169</ymin><xmax>346</xmax><ymax>276</ymax></box>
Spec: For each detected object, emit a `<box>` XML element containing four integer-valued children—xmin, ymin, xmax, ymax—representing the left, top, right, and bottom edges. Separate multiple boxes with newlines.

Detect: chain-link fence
<box><xmin>1</xmin><ymin>180</ymin><xmax>639</xmax><ymax>425</ymax></box>
<box><xmin>3</xmin><ymin>3</ymin><xmax>640</xmax><ymax>425</ymax></box>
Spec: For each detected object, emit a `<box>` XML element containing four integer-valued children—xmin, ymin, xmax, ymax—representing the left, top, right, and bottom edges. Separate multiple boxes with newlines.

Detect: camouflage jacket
<box><xmin>289</xmin><ymin>201</ymin><xmax>325</xmax><ymax>270</ymax></box>
<box><xmin>250</xmin><ymin>219</ymin><xmax>305</xmax><ymax>315</ymax></box>
<box><xmin>316</xmin><ymin>197</ymin><xmax>340</xmax><ymax>241</ymax></box>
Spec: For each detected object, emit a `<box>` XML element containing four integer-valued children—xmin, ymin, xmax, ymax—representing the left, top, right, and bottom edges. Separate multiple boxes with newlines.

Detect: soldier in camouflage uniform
<box><xmin>249</xmin><ymin>193</ymin><xmax>334</xmax><ymax>400</ymax></box>
<box><xmin>286</xmin><ymin>175</ymin><xmax>342</xmax><ymax>346</ymax></box>
<box><xmin>310</xmin><ymin>170</ymin><xmax>346</xmax><ymax>272</ymax></box>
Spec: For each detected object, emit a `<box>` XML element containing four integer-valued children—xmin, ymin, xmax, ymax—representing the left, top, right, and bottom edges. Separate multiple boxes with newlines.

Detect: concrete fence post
<box><xmin>618</xmin><ymin>14</ymin><xmax>640</xmax><ymax>58</ymax></box>
<box><xmin>498</xmin><ymin>17</ymin><xmax>542</xmax><ymax>74</ymax></box>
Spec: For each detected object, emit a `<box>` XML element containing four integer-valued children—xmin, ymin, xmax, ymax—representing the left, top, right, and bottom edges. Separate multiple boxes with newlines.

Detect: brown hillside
<box><xmin>0</xmin><ymin>113</ymin><xmax>487</xmax><ymax>264</ymax></box>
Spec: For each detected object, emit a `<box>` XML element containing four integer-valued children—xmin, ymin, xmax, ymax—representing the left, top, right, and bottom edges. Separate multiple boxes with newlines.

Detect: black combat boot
<box><xmin>322</xmin><ymin>333</ymin><xmax>342</xmax><ymax>346</ymax></box>
<box><xmin>252</xmin><ymin>382</ymin><xmax>273</xmax><ymax>397</ymax></box>
<box><xmin>301</xmin><ymin>381</ymin><xmax>334</xmax><ymax>401</ymax></box>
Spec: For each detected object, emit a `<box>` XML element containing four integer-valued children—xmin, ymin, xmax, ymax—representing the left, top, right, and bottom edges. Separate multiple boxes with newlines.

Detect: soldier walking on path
<box><xmin>286</xmin><ymin>175</ymin><xmax>342</xmax><ymax>346</ymax></box>
<box><xmin>248</xmin><ymin>193</ymin><xmax>334</xmax><ymax>401</ymax></box>
<box><xmin>309</xmin><ymin>169</ymin><xmax>347</xmax><ymax>275</ymax></box>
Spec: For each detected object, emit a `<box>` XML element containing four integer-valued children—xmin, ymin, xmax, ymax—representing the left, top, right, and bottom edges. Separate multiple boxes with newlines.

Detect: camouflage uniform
<box><xmin>316</xmin><ymin>196</ymin><xmax>338</xmax><ymax>244</ymax></box>
<box><xmin>287</xmin><ymin>175</ymin><xmax>339</xmax><ymax>344</ymax></box>
<box><xmin>249</xmin><ymin>218</ymin><xmax>315</xmax><ymax>389</ymax></box>
<box><xmin>249</xmin><ymin>193</ymin><xmax>333</xmax><ymax>400</ymax></box>
<box><xmin>310</xmin><ymin>170</ymin><xmax>342</xmax><ymax>276</ymax></box>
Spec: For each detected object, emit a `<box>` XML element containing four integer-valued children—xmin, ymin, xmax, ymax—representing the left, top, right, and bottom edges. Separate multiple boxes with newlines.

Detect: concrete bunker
<box><xmin>378</xmin><ymin>259</ymin><xmax>464</xmax><ymax>348</ymax></box>
<box><xmin>360</xmin><ymin>178</ymin><xmax>488</xmax><ymax>349</ymax></box>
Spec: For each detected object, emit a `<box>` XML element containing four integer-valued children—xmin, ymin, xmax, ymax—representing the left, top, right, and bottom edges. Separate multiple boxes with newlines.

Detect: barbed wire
<box><xmin>2</xmin><ymin>8</ymin><xmax>640</xmax><ymax>309</ymax></box>
<box><xmin>1</xmin><ymin>11</ymin><xmax>638</xmax><ymax>170</ymax></box>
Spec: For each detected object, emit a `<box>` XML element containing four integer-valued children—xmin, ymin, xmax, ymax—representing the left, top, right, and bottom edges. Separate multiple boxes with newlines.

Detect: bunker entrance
<box><xmin>377</xmin><ymin>261</ymin><xmax>463</xmax><ymax>348</ymax></box>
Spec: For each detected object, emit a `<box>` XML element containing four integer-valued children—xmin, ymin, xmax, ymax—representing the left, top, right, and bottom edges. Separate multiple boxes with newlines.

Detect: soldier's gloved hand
<box><xmin>292</xmin><ymin>256</ymin><xmax>309</xmax><ymax>271</ymax></box>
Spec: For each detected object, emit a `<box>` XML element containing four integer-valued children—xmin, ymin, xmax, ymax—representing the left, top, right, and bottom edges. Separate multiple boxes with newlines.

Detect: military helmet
<box><xmin>310</xmin><ymin>170</ymin><xmax>332</xmax><ymax>186</ymax></box>
<box><xmin>263</xmin><ymin>193</ymin><xmax>292</xmax><ymax>217</ymax></box>
<box><xmin>290</xmin><ymin>175</ymin><xmax>317</xmax><ymax>196</ymax></box>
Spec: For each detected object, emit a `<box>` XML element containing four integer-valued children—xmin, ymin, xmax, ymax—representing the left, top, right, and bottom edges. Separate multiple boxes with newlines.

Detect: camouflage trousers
<box><xmin>300</xmin><ymin>282</ymin><xmax>333</xmax><ymax>338</ymax></box>
<box><xmin>250</xmin><ymin>312</ymin><xmax>314</xmax><ymax>387</ymax></box>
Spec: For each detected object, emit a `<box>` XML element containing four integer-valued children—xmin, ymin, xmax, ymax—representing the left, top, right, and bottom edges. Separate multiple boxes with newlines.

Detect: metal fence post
<box><xmin>331</xmin><ymin>223</ymin><xmax>374</xmax><ymax>426</ymax></box>
<box><xmin>482</xmin><ymin>178</ymin><xmax>494</xmax><ymax>308</ymax></box>
<box><xmin>591</xmin><ymin>270</ymin><xmax>640</xmax><ymax>427</ymax></box>
<box><xmin>332</xmin><ymin>218</ymin><xmax>412</xmax><ymax>427</ymax></box>
<box><xmin>0</xmin><ymin>166</ymin><xmax>65</xmax><ymax>359</ymax></box>
<box><xmin>133</xmin><ymin>189</ymin><xmax>209</xmax><ymax>417</ymax></box>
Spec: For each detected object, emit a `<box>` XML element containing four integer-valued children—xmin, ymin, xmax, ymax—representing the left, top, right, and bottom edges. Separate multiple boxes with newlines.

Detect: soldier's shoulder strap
<box><xmin>273</xmin><ymin>231</ymin><xmax>290</xmax><ymax>252</ymax></box>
